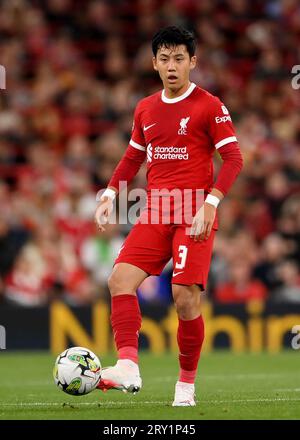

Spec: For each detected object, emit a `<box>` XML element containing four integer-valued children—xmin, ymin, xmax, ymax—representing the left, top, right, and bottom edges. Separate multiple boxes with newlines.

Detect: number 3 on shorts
<box><xmin>175</xmin><ymin>245</ymin><xmax>188</xmax><ymax>269</ymax></box>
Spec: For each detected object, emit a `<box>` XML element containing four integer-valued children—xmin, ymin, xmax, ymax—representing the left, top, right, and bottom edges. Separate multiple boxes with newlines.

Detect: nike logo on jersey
<box><xmin>143</xmin><ymin>123</ymin><xmax>156</xmax><ymax>131</ymax></box>
<box><xmin>172</xmin><ymin>271</ymin><xmax>184</xmax><ymax>278</ymax></box>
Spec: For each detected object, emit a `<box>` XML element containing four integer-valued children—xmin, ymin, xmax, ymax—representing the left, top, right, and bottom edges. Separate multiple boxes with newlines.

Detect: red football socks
<box><xmin>177</xmin><ymin>315</ymin><xmax>205</xmax><ymax>384</ymax></box>
<box><xmin>110</xmin><ymin>294</ymin><xmax>142</xmax><ymax>364</ymax></box>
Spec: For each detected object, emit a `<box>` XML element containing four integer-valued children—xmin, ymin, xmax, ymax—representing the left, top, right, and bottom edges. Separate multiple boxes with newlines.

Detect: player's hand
<box><xmin>190</xmin><ymin>202</ymin><xmax>216</xmax><ymax>242</ymax></box>
<box><xmin>94</xmin><ymin>197</ymin><xmax>114</xmax><ymax>232</ymax></box>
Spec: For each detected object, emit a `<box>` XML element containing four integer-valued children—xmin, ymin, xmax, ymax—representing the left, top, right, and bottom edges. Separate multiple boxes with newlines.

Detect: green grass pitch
<box><xmin>0</xmin><ymin>351</ymin><xmax>299</xmax><ymax>420</ymax></box>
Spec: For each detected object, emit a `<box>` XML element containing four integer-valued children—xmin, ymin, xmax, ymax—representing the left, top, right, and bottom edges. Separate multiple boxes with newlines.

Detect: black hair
<box><xmin>152</xmin><ymin>26</ymin><xmax>196</xmax><ymax>58</ymax></box>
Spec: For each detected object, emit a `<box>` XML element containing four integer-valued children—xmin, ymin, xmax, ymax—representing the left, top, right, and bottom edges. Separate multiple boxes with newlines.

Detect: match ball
<box><xmin>53</xmin><ymin>346</ymin><xmax>101</xmax><ymax>395</ymax></box>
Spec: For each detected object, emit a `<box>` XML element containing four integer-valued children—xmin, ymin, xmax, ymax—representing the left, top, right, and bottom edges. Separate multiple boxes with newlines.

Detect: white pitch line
<box><xmin>1</xmin><ymin>397</ymin><xmax>300</xmax><ymax>408</ymax></box>
<box><xmin>274</xmin><ymin>389</ymin><xmax>300</xmax><ymax>392</ymax></box>
<box><xmin>153</xmin><ymin>373</ymin><xmax>300</xmax><ymax>382</ymax></box>
<box><xmin>205</xmin><ymin>397</ymin><xmax>300</xmax><ymax>404</ymax></box>
<box><xmin>204</xmin><ymin>373</ymin><xmax>300</xmax><ymax>380</ymax></box>
<box><xmin>0</xmin><ymin>402</ymin><xmax>168</xmax><ymax>407</ymax></box>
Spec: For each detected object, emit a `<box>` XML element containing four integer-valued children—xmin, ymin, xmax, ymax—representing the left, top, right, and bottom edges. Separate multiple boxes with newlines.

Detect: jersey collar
<box><xmin>161</xmin><ymin>82</ymin><xmax>196</xmax><ymax>104</ymax></box>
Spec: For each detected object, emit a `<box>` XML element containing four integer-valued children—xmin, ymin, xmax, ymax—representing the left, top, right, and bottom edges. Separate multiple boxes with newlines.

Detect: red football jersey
<box><xmin>129</xmin><ymin>82</ymin><xmax>238</xmax><ymax>193</ymax></box>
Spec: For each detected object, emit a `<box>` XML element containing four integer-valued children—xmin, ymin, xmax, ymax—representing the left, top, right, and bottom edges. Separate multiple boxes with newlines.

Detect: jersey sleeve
<box><xmin>107</xmin><ymin>102</ymin><xmax>146</xmax><ymax>192</ymax></box>
<box><xmin>206</xmin><ymin>97</ymin><xmax>238</xmax><ymax>150</ymax></box>
<box><xmin>129</xmin><ymin>101</ymin><xmax>146</xmax><ymax>152</ymax></box>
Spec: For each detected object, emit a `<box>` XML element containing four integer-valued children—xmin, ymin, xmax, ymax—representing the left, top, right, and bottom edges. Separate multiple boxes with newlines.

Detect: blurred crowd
<box><xmin>0</xmin><ymin>0</ymin><xmax>299</xmax><ymax>307</ymax></box>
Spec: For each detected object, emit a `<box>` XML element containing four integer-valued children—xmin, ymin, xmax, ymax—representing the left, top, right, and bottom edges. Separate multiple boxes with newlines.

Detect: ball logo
<box><xmin>68</xmin><ymin>354</ymin><xmax>87</xmax><ymax>367</ymax></box>
<box><xmin>87</xmin><ymin>358</ymin><xmax>100</xmax><ymax>372</ymax></box>
<box><xmin>66</xmin><ymin>377</ymin><xmax>82</xmax><ymax>394</ymax></box>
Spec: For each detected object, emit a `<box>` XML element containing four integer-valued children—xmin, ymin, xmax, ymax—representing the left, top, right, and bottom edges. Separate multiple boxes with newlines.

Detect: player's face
<box><xmin>153</xmin><ymin>44</ymin><xmax>196</xmax><ymax>91</ymax></box>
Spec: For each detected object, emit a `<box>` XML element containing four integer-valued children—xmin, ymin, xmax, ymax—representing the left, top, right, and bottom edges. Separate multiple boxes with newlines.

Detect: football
<box><xmin>53</xmin><ymin>346</ymin><xmax>101</xmax><ymax>395</ymax></box>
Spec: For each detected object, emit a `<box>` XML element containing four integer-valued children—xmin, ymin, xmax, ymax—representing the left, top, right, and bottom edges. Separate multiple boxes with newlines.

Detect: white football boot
<box><xmin>172</xmin><ymin>381</ymin><xmax>196</xmax><ymax>407</ymax></box>
<box><xmin>97</xmin><ymin>359</ymin><xmax>142</xmax><ymax>394</ymax></box>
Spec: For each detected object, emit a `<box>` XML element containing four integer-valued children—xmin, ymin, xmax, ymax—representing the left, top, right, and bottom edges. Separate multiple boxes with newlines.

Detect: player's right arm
<box><xmin>95</xmin><ymin>102</ymin><xmax>146</xmax><ymax>231</ymax></box>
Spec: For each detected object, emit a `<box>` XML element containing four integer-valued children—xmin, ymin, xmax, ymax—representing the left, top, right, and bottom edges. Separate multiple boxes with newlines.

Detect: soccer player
<box><xmin>95</xmin><ymin>26</ymin><xmax>243</xmax><ymax>406</ymax></box>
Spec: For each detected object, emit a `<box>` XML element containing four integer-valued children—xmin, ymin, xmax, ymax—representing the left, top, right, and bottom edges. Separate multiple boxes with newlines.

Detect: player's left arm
<box><xmin>191</xmin><ymin>98</ymin><xmax>243</xmax><ymax>241</ymax></box>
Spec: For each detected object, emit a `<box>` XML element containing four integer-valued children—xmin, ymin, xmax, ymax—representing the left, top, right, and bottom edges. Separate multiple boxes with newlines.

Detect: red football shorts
<box><xmin>114</xmin><ymin>221</ymin><xmax>216</xmax><ymax>290</ymax></box>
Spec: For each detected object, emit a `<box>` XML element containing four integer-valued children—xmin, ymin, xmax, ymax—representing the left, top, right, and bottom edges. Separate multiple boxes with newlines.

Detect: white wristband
<box><xmin>100</xmin><ymin>188</ymin><xmax>116</xmax><ymax>202</ymax></box>
<box><xmin>205</xmin><ymin>194</ymin><xmax>220</xmax><ymax>208</ymax></box>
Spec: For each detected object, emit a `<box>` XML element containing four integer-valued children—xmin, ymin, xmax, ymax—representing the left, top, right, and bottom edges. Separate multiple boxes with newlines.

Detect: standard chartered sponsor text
<box><xmin>153</xmin><ymin>145</ymin><xmax>189</xmax><ymax>160</ymax></box>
